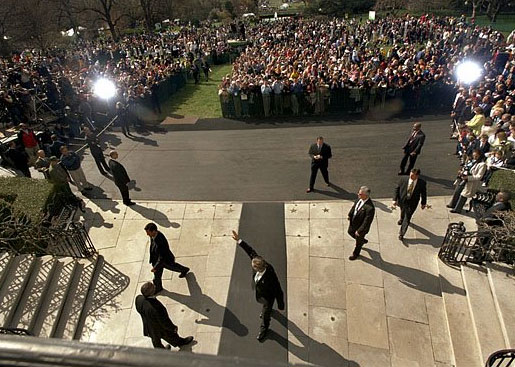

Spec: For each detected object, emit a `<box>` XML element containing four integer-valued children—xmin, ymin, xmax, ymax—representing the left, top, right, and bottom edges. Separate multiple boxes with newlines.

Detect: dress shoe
<box><xmin>306</xmin><ymin>188</ymin><xmax>312</xmax><ymax>193</ymax></box>
<box><xmin>257</xmin><ymin>328</ymin><xmax>268</xmax><ymax>341</ymax></box>
<box><xmin>154</xmin><ymin>287</ymin><xmax>163</xmax><ymax>295</ymax></box>
<box><xmin>326</xmin><ymin>181</ymin><xmax>331</xmax><ymax>186</ymax></box>
<box><xmin>178</xmin><ymin>268</ymin><xmax>190</xmax><ymax>278</ymax></box>
<box><xmin>397</xmin><ymin>220</ymin><xmax>402</xmax><ymax>225</ymax></box>
<box><xmin>398</xmin><ymin>170</ymin><xmax>405</xmax><ymax>175</ymax></box>
<box><xmin>180</xmin><ymin>336</ymin><xmax>194</xmax><ymax>346</ymax></box>
<box><xmin>398</xmin><ymin>235</ymin><xmax>404</xmax><ymax>240</ymax></box>
<box><xmin>446</xmin><ymin>204</ymin><xmax>453</xmax><ymax>208</ymax></box>
<box><xmin>449</xmin><ymin>209</ymin><xmax>460</xmax><ymax>214</ymax></box>
<box><xmin>125</xmin><ymin>201</ymin><xmax>136</xmax><ymax>206</ymax></box>
<box><xmin>348</xmin><ymin>255</ymin><xmax>359</xmax><ymax>261</ymax></box>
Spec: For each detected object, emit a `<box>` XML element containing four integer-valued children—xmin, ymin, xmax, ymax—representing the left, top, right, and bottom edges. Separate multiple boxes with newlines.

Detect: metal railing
<box><xmin>438</xmin><ymin>222</ymin><xmax>514</xmax><ymax>265</ymax></box>
<box><xmin>0</xmin><ymin>335</ymin><xmax>291</xmax><ymax>367</ymax></box>
<box><xmin>47</xmin><ymin>222</ymin><xmax>97</xmax><ymax>258</ymax></box>
<box><xmin>0</xmin><ymin>328</ymin><xmax>33</xmax><ymax>336</ymax></box>
<box><xmin>486</xmin><ymin>349</ymin><xmax>515</xmax><ymax>367</ymax></box>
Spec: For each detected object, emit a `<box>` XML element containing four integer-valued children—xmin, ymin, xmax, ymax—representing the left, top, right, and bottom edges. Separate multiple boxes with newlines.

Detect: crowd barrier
<box><xmin>220</xmin><ymin>82</ymin><xmax>457</xmax><ymax>119</ymax></box>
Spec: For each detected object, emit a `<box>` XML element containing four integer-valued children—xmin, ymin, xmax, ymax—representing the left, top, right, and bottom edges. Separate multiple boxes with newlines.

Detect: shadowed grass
<box><xmin>160</xmin><ymin>64</ymin><xmax>233</xmax><ymax>119</ymax></box>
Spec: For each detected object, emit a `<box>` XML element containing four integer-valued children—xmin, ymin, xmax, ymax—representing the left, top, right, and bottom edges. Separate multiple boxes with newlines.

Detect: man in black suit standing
<box><xmin>231</xmin><ymin>230</ymin><xmax>285</xmax><ymax>341</ymax></box>
<box><xmin>393</xmin><ymin>168</ymin><xmax>427</xmax><ymax>240</ymax></box>
<box><xmin>135</xmin><ymin>282</ymin><xmax>194</xmax><ymax>349</ymax></box>
<box><xmin>145</xmin><ymin>222</ymin><xmax>190</xmax><ymax>294</ymax></box>
<box><xmin>348</xmin><ymin>186</ymin><xmax>375</xmax><ymax>261</ymax></box>
<box><xmin>399</xmin><ymin>122</ymin><xmax>425</xmax><ymax>175</ymax></box>
<box><xmin>108</xmin><ymin>150</ymin><xmax>135</xmax><ymax>206</ymax></box>
<box><xmin>307</xmin><ymin>136</ymin><xmax>332</xmax><ymax>193</ymax></box>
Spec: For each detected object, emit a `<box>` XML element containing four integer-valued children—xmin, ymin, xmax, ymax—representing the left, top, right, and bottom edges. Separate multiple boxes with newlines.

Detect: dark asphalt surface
<box><xmin>81</xmin><ymin>114</ymin><xmax>458</xmax><ymax>202</ymax></box>
<box><xmin>219</xmin><ymin>203</ymin><xmax>288</xmax><ymax>361</ymax></box>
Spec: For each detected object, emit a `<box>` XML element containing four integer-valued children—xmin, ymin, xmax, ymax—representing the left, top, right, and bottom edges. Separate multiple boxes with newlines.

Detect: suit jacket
<box><xmin>238</xmin><ymin>240</ymin><xmax>285</xmax><ymax>309</ymax></box>
<box><xmin>403</xmin><ymin>130</ymin><xmax>425</xmax><ymax>155</ymax></box>
<box><xmin>308</xmin><ymin>143</ymin><xmax>332</xmax><ymax>165</ymax></box>
<box><xmin>109</xmin><ymin>159</ymin><xmax>130</xmax><ymax>187</ymax></box>
<box><xmin>348</xmin><ymin>199</ymin><xmax>375</xmax><ymax>235</ymax></box>
<box><xmin>149</xmin><ymin>231</ymin><xmax>175</xmax><ymax>269</ymax></box>
<box><xmin>394</xmin><ymin>177</ymin><xmax>427</xmax><ymax>210</ymax></box>
<box><xmin>135</xmin><ymin>295</ymin><xmax>177</xmax><ymax>339</ymax></box>
<box><xmin>477</xmin><ymin>140</ymin><xmax>490</xmax><ymax>155</ymax></box>
<box><xmin>483</xmin><ymin>201</ymin><xmax>512</xmax><ymax>226</ymax></box>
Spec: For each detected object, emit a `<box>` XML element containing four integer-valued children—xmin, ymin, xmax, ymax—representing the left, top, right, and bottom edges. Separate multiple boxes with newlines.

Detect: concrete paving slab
<box><xmin>286</xmin><ymin>237</ymin><xmax>309</xmax><ymax>279</ymax></box>
<box><xmin>348</xmin><ymin>342</ymin><xmax>391</xmax><ymax>367</ymax></box>
<box><xmin>205</xmin><ymin>237</ymin><xmax>237</xmax><ymax>277</ymax></box>
<box><xmin>309</xmin><ymin>257</ymin><xmax>346</xmax><ymax>309</ymax></box>
<box><xmin>85</xmin><ymin>218</ymin><xmax>123</xmax><ymax>250</ymax></box>
<box><xmin>124</xmin><ymin>202</ymin><xmax>157</xmax><ymax>220</ymax></box>
<box><xmin>390</xmin><ymin>355</ymin><xmax>421</xmax><ymax>367</ymax></box>
<box><xmin>309</xmin><ymin>306</ymin><xmax>347</xmax><ymax>341</ymax></box>
<box><xmin>285</xmin><ymin>203</ymin><xmax>310</xmax><ymax>219</ymax></box>
<box><xmin>83</xmin><ymin>199</ymin><xmax>127</xmax><ymax>221</ymax></box>
<box><xmin>384</xmin><ymin>273</ymin><xmax>428</xmax><ymax>324</ymax></box>
<box><xmin>388</xmin><ymin>317</ymin><xmax>434</xmax><ymax>367</ymax></box>
<box><xmin>308</xmin><ymin>334</ymin><xmax>349</xmax><ymax>367</ymax></box>
<box><xmin>309</xmin><ymin>202</ymin><xmax>344</xmax><ymax>219</ymax></box>
<box><xmin>85</xmin><ymin>307</ymin><xmax>131</xmax><ymax>345</ymax></box>
<box><xmin>154</xmin><ymin>219</ymin><xmax>183</xmax><ymax>240</ymax></box>
<box><xmin>288</xmin><ymin>334</ymin><xmax>311</xmax><ymax>365</ymax></box>
<box><xmin>344</xmin><ymin>241</ymin><xmax>383</xmax><ymax>288</ymax></box>
<box><xmin>487</xmin><ymin>263</ymin><xmax>515</xmax><ymax>348</ymax></box>
<box><xmin>184</xmin><ymin>203</ymin><xmax>216</xmax><ymax>219</ymax></box>
<box><xmin>214</xmin><ymin>203</ymin><xmax>242</xmax><ymax>219</ymax></box>
<box><xmin>176</xmin><ymin>219</ymin><xmax>213</xmax><ymax>257</ymax></box>
<box><xmin>309</xmin><ymin>219</ymin><xmax>345</xmax><ymax>259</ymax></box>
<box><xmin>154</xmin><ymin>202</ymin><xmax>186</xmax><ymax>219</ymax></box>
<box><xmin>193</xmin><ymin>332</ymin><xmax>221</xmax><ymax>355</ymax></box>
<box><xmin>196</xmin><ymin>276</ymin><xmax>231</xmax><ymax>333</ymax></box>
<box><xmin>285</xmin><ymin>219</ymin><xmax>310</xmax><ymax>237</ymax></box>
<box><xmin>347</xmin><ymin>283</ymin><xmax>388</xmax><ymax>350</ymax></box>
<box><xmin>211</xmin><ymin>219</ymin><xmax>239</xmax><ymax>237</ymax></box>
<box><xmin>287</xmin><ymin>278</ymin><xmax>309</xmax><ymax>337</ymax></box>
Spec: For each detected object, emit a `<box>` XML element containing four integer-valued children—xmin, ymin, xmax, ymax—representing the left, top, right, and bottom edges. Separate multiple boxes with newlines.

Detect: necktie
<box><xmin>407</xmin><ymin>180</ymin><xmax>415</xmax><ymax>199</ymax></box>
<box><xmin>354</xmin><ymin>200</ymin><xmax>363</xmax><ymax>215</ymax></box>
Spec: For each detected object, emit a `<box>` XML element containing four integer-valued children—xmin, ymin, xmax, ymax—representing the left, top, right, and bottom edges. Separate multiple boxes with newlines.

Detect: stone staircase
<box><xmin>438</xmin><ymin>259</ymin><xmax>514</xmax><ymax>367</ymax></box>
<box><xmin>0</xmin><ymin>251</ymin><xmax>104</xmax><ymax>340</ymax></box>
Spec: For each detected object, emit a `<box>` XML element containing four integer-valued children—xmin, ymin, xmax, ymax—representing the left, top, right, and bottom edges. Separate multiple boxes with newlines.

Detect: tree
<box><xmin>81</xmin><ymin>0</ymin><xmax>125</xmax><ymax>40</ymax></box>
<box><xmin>139</xmin><ymin>0</ymin><xmax>157</xmax><ymax>31</ymax></box>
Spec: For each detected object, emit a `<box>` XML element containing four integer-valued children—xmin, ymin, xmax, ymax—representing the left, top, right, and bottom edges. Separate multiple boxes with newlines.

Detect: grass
<box><xmin>160</xmin><ymin>64</ymin><xmax>233</xmax><ymax>119</ymax></box>
<box><xmin>472</xmin><ymin>14</ymin><xmax>515</xmax><ymax>37</ymax></box>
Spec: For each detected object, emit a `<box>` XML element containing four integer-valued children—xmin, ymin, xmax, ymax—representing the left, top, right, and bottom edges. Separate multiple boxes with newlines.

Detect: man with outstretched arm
<box><xmin>231</xmin><ymin>230</ymin><xmax>285</xmax><ymax>341</ymax></box>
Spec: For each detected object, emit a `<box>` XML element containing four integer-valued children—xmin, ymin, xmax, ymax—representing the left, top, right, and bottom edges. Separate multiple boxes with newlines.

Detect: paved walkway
<box><xmin>76</xmin><ymin>196</ymin><xmax>477</xmax><ymax>367</ymax></box>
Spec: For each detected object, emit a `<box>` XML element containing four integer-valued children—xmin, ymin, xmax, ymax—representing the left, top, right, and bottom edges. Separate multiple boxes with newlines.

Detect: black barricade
<box><xmin>221</xmin><ymin>83</ymin><xmax>456</xmax><ymax>119</ymax></box>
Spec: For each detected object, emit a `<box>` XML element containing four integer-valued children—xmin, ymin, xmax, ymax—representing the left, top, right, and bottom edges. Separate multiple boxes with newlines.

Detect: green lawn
<box><xmin>473</xmin><ymin>15</ymin><xmax>515</xmax><ymax>37</ymax></box>
<box><xmin>160</xmin><ymin>64</ymin><xmax>233</xmax><ymax>119</ymax></box>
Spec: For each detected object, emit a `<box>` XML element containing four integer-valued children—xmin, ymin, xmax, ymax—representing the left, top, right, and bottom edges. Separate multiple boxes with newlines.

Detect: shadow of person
<box><xmin>373</xmin><ymin>200</ymin><xmax>393</xmax><ymax>213</ymax></box>
<box><xmin>267</xmin><ymin>311</ymin><xmax>359</xmax><ymax>367</ymax></box>
<box><xmin>420</xmin><ymin>174</ymin><xmax>455</xmax><ymax>190</ymax></box>
<box><xmin>125</xmin><ymin>134</ymin><xmax>159</xmax><ymax>147</ymax></box>
<box><xmin>313</xmin><ymin>184</ymin><xmax>358</xmax><ymax>200</ymax></box>
<box><xmin>361</xmin><ymin>248</ymin><xmax>465</xmax><ymax>296</ymax></box>
<box><xmin>403</xmin><ymin>223</ymin><xmax>444</xmax><ymax>248</ymax></box>
<box><xmin>178</xmin><ymin>339</ymin><xmax>198</xmax><ymax>352</ymax></box>
<box><xmin>126</xmin><ymin>204</ymin><xmax>177</xmax><ymax>228</ymax></box>
<box><xmin>161</xmin><ymin>273</ymin><xmax>248</xmax><ymax>337</ymax></box>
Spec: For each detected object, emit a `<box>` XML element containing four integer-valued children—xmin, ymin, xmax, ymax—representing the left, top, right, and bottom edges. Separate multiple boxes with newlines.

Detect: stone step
<box><xmin>461</xmin><ymin>264</ymin><xmax>507</xmax><ymax>365</ymax></box>
<box><xmin>487</xmin><ymin>263</ymin><xmax>515</xmax><ymax>348</ymax></box>
<box><xmin>31</xmin><ymin>258</ymin><xmax>77</xmax><ymax>337</ymax></box>
<box><xmin>9</xmin><ymin>256</ymin><xmax>57</xmax><ymax>330</ymax></box>
<box><xmin>72</xmin><ymin>255</ymin><xmax>104</xmax><ymax>340</ymax></box>
<box><xmin>438</xmin><ymin>259</ymin><xmax>481</xmax><ymax>367</ymax></box>
<box><xmin>53</xmin><ymin>258</ymin><xmax>97</xmax><ymax>340</ymax></box>
<box><xmin>0</xmin><ymin>255</ymin><xmax>37</xmax><ymax>327</ymax></box>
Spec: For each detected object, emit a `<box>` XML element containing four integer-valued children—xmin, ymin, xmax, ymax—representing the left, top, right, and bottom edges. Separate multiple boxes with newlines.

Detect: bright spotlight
<box><xmin>456</xmin><ymin>61</ymin><xmax>482</xmax><ymax>85</ymax></box>
<box><xmin>93</xmin><ymin>78</ymin><xmax>117</xmax><ymax>100</ymax></box>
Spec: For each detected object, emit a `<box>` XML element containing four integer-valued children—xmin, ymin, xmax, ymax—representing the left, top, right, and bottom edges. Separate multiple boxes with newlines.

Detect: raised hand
<box><xmin>231</xmin><ymin>230</ymin><xmax>239</xmax><ymax>242</ymax></box>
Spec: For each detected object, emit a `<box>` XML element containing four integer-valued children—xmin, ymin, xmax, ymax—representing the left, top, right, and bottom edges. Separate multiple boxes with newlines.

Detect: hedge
<box><xmin>488</xmin><ymin>169</ymin><xmax>515</xmax><ymax>208</ymax></box>
<box><xmin>0</xmin><ymin>177</ymin><xmax>59</xmax><ymax>222</ymax></box>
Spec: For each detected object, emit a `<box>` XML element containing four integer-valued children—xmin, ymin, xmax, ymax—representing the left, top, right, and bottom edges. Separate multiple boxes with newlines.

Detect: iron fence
<box><xmin>486</xmin><ymin>349</ymin><xmax>515</xmax><ymax>367</ymax></box>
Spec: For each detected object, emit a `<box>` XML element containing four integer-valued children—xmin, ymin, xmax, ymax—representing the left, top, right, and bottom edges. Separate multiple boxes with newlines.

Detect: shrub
<box><xmin>488</xmin><ymin>169</ymin><xmax>515</xmax><ymax>208</ymax></box>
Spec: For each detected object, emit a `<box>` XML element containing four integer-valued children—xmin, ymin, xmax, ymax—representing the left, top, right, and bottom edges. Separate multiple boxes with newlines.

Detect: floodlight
<box><xmin>456</xmin><ymin>61</ymin><xmax>482</xmax><ymax>85</ymax></box>
<box><xmin>93</xmin><ymin>78</ymin><xmax>117</xmax><ymax>100</ymax></box>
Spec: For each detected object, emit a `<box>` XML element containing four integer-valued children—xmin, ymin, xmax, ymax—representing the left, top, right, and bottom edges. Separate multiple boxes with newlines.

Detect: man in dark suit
<box><xmin>145</xmin><ymin>222</ymin><xmax>190</xmax><ymax>294</ymax></box>
<box><xmin>135</xmin><ymin>282</ymin><xmax>194</xmax><ymax>349</ymax></box>
<box><xmin>393</xmin><ymin>168</ymin><xmax>427</xmax><ymax>240</ymax></box>
<box><xmin>479</xmin><ymin>191</ymin><xmax>512</xmax><ymax>225</ymax></box>
<box><xmin>399</xmin><ymin>122</ymin><xmax>425</xmax><ymax>175</ymax></box>
<box><xmin>231</xmin><ymin>230</ymin><xmax>285</xmax><ymax>341</ymax></box>
<box><xmin>108</xmin><ymin>150</ymin><xmax>135</xmax><ymax>206</ymax></box>
<box><xmin>348</xmin><ymin>186</ymin><xmax>375</xmax><ymax>260</ymax></box>
<box><xmin>307</xmin><ymin>136</ymin><xmax>332</xmax><ymax>193</ymax></box>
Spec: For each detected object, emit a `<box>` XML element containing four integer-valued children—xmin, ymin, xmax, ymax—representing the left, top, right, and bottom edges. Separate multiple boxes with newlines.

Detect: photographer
<box><xmin>447</xmin><ymin>149</ymin><xmax>487</xmax><ymax>214</ymax></box>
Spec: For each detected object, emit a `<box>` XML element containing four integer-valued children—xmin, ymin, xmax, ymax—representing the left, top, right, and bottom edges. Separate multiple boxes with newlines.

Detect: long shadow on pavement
<box><xmin>161</xmin><ymin>273</ymin><xmax>248</xmax><ymax>337</ymax></box>
<box><xmin>362</xmin><ymin>248</ymin><xmax>465</xmax><ymax>296</ymax></box>
<box><xmin>313</xmin><ymin>183</ymin><xmax>358</xmax><ymax>200</ymax></box>
<box><xmin>403</xmin><ymin>223</ymin><xmax>444</xmax><ymax>248</ymax></box>
<box><xmin>269</xmin><ymin>311</ymin><xmax>359</xmax><ymax>367</ymax></box>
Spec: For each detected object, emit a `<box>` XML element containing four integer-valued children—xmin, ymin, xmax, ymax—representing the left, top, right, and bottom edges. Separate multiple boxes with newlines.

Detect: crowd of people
<box><xmin>219</xmin><ymin>15</ymin><xmax>506</xmax><ymax>118</ymax></box>
<box><xmin>448</xmin><ymin>39</ymin><xmax>515</xmax><ymax>214</ymax></box>
<box><xmin>0</xmin><ymin>22</ymin><xmax>232</xmax><ymax>129</ymax></box>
